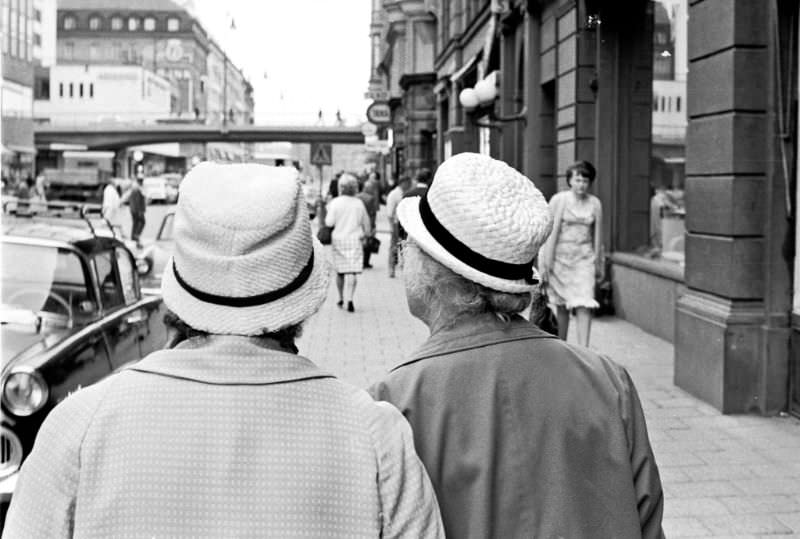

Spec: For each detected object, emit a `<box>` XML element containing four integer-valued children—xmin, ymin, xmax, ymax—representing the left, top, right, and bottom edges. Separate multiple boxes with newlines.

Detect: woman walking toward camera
<box><xmin>540</xmin><ymin>160</ymin><xmax>603</xmax><ymax>347</ymax></box>
<box><xmin>325</xmin><ymin>173</ymin><xmax>371</xmax><ymax>312</ymax></box>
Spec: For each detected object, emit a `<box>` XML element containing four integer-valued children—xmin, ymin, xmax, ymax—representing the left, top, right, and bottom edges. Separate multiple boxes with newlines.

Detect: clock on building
<box><xmin>165</xmin><ymin>40</ymin><xmax>183</xmax><ymax>62</ymax></box>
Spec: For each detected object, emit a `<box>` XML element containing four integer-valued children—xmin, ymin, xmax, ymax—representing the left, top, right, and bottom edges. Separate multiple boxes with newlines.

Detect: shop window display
<box><xmin>648</xmin><ymin>0</ymin><xmax>687</xmax><ymax>264</ymax></box>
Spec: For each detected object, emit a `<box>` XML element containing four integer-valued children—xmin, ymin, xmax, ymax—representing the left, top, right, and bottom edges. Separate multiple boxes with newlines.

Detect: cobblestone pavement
<box><xmin>298</xmin><ymin>208</ymin><xmax>800</xmax><ymax>539</ymax></box>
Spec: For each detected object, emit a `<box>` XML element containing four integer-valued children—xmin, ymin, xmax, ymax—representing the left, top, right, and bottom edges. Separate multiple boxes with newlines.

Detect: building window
<box><xmin>649</xmin><ymin>0</ymin><xmax>687</xmax><ymax>261</ymax></box>
<box><xmin>63</xmin><ymin>15</ymin><xmax>76</xmax><ymax>30</ymax></box>
<box><xmin>34</xmin><ymin>8</ymin><xmax>41</xmax><ymax>22</ymax></box>
<box><xmin>111</xmin><ymin>16</ymin><xmax>123</xmax><ymax>30</ymax></box>
<box><xmin>64</xmin><ymin>41</ymin><xmax>74</xmax><ymax>60</ymax></box>
<box><xmin>112</xmin><ymin>41</ymin><xmax>122</xmax><ymax>60</ymax></box>
<box><xmin>127</xmin><ymin>17</ymin><xmax>139</xmax><ymax>31</ymax></box>
<box><xmin>89</xmin><ymin>83</ymin><xmax>94</xmax><ymax>98</ymax></box>
<box><xmin>79</xmin><ymin>83</ymin><xmax>84</xmax><ymax>97</ymax></box>
<box><xmin>33</xmin><ymin>33</ymin><xmax>41</xmax><ymax>46</ymax></box>
<box><xmin>89</xmin><ymin>43</ymin><xmax>99</xmax><ymax>60</ymax></box>
<box><xmin>167</xmin><ymin>17</ymin><xmax>179</xmax><ymax>31</ymax></box>
<box><xmin>69</xmin><ymin>83</ymin><xmax>74</xmax><ymax>97</ymax></box>
<box><xmin>59</xmin><ymin>82</ymin><xmax>64</xmax><ymax>97</ymax></box>
<box><xmin>89</xmin><ymin>16</ymin><xmax>101</xmax><ymax>30</ymax></box>
<box><xmin>144</xmin><ymin>17</ymin><xmax>156</xmax><ymax>31</ymax></box>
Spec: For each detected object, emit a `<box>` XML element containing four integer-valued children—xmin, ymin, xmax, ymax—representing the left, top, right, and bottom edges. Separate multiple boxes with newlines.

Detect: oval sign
<box><xmin>366</xmin><ymin>102</ymin><xmax>391</xmax><ymax>125</ymax></box>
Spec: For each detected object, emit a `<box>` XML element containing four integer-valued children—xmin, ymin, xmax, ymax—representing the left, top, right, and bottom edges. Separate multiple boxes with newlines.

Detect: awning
<box><xmin>450</xmin><ymin>52</ymin><xmax>481</xmax><ymax>84</ymax></box>
<box><xmin>47</xmin><ymin>143</ymin><xmax>89</xmax><ymax>151</ymax></box>
<box><xmin>5</xmin><ymin>144</ymin><xmax>37</xmax><ymax>154</ymax></box>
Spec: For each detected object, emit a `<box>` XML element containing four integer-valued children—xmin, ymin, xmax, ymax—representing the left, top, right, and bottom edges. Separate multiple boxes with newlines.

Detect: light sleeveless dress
<box><xmin>546</xmin><ymin>191</ymin><xmax>600</xmax><ymax>309</ymax></box>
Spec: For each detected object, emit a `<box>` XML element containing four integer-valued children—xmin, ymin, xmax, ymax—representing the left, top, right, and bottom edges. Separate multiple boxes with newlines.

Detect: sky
<box><xmin>187</xmin><ymin>0</ymin><xmax>372</xmax><ymax>126</ymax></box>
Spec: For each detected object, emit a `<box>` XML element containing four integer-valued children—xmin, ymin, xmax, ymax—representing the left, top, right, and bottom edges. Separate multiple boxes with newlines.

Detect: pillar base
<box><xmin>675</xmin><ymin>290</ymin><xmax>765</xmax><ymax>414</ymax></box>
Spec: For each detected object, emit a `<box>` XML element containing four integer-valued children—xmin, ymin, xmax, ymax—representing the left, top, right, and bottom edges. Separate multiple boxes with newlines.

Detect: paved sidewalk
<box><xmin>299</xmin><ymin>208</ymin><xmax>800</xmax><ymax>538</ymax></box>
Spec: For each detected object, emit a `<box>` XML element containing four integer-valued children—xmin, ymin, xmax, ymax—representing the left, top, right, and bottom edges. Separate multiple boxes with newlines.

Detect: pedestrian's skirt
<box><xmin>331</xmin><ymin>237</ymin><xmax>363</xmax><ymax>273</ymax></box>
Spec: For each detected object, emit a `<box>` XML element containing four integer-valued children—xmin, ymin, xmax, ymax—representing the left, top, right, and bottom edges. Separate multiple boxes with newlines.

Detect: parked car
<box><xmin>0</xmin><ymin>205</ymin><xmax>167</xmax><ymax>527</ymax></box>
<box><xmin>142</xmin><ymin>176</ymin><xmax>179</xmax><ymax>204</ymax></box>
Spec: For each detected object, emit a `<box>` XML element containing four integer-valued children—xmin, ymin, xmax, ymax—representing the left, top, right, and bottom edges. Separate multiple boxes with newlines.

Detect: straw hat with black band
<box><xmin>396</xmin><ymin>152</ymin><xmax>552</xmax><ymax>293</ymax></box>
<box><xmin>160</xmin><ymin>162</ymin><xmax>330</xmax><ymax>335</ymax></box>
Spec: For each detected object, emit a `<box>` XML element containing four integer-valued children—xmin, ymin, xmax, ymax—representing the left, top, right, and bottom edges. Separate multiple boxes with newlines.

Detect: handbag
<box><xmin>317</xmin><ymin>225</ymin><xmax>333</xmax><ymax>245</ymax></box>
<box><xmin>367</xmin><ymin>236</ymin><xmax>381</xmax><ymax>254</ymax></box>
<box><xmin>531</xmin><ymin>286</ymin><xmax>559</xmax><ymax>336</ymax></box>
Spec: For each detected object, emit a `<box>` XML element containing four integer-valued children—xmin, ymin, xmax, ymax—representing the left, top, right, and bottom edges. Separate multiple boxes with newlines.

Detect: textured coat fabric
<box><xmin>4</xmin><ymin>336</ymin><xmax>444</xmax><ymax>539</ymax></box>
<box><xmin>371</xmin><ymin>315</ymin><xmax>664</xmax><ymax>539</ymax></box>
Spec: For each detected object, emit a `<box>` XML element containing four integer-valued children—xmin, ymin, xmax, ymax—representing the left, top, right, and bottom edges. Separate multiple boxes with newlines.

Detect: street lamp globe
<box><xmin>474</xmin><ymin>73</ymin><xmax>498</xmax><ymax>104</ymax></box>
<box><xmin>459</xmin><ymin>87</ymin><xmax>480</xmax><ymax>110</ymax></box>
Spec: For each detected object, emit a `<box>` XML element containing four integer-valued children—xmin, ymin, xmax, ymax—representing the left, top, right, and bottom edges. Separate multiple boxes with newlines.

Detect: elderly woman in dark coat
<box><xmin>371</xmin><ymin>153</ymin><xmax>664</xmax><ymax>539</ymax></box>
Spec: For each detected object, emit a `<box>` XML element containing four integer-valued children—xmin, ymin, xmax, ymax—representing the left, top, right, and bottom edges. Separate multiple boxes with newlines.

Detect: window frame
<box><xmin>63</xmin><ymin>15</ymin><xmax>76</xmax><ymax>30</ymax></box>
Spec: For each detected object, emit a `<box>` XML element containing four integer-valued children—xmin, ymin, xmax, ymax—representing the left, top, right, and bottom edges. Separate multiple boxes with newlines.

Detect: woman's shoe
<box><xmin>336</xmin><ymin>300</ymin><xmax>343</xmax><ymax>308</ymax></box>
<box><xmin>347</xmin><ymin>301</ymin><xmax>354</xmax><ymax>312</ymax></box>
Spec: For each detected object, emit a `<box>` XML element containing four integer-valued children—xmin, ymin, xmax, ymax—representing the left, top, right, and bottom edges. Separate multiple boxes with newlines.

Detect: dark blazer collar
<box><xmin>392</xmin><ymin>314</ymin><xmax>556</xmax><ymax>371</ymax></box>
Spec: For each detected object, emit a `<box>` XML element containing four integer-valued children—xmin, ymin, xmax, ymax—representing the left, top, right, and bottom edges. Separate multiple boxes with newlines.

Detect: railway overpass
<box><xmin>34</xmin><ymin>123</ymin><xmax>366</xmax><ymax>150</ymax></box>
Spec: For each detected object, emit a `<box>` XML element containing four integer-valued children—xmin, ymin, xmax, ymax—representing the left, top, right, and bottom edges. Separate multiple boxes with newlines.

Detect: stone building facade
<box><xmin>371</xmin><ymin>0</ymin><xmax>799</xmax><ymax>416</ymax></box>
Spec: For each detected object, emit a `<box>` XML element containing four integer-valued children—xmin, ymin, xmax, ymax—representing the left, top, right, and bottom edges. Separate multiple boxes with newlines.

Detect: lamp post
<box><xmin>458</xmin><ymin>71</ymin><xmax>527</xmax><ymax>128</ymax></box>
<box><xmin>222</xmin><ymin>16</ymin><xmax>236</xmax><ymax>129</ymax></box>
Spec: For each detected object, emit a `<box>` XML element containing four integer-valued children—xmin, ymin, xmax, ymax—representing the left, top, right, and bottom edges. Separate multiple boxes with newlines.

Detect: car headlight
<box><xmin>2</xmin><ymin>369</ymin><xmax>49</xmax><ymax>416</ymax></box>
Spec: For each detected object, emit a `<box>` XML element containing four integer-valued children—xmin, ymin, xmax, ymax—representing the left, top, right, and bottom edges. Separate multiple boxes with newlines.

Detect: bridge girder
<box><xmin>34</xmin><ymin>124</ymin><xmax>366</xmax><ymax>150</ymax></box>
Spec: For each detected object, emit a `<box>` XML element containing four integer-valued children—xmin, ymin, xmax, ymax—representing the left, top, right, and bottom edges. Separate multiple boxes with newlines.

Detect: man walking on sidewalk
<box><xmin>123</xmin><ymin>176</ymin><xmax>146</xmax><ymax>248</ymax></box>
<box><xmin>371</xmin><ymin>153</ymin><xmax>664</xmax><ymax>539</ymax></box>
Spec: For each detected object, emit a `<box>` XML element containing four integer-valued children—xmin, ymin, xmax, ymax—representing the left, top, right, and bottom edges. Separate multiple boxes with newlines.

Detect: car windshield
<box><xmin>1</xmin><ymin>243</ymin><xmax>90</xmax><ymax>320</ymax></box>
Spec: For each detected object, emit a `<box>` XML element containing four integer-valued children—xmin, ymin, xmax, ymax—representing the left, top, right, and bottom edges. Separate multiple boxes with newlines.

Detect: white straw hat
<box><xmin>397</xmin><ymin>152</ymin><xmax>552</xmax><ymax>293</ymax></box>
<box><xmin>161</xmin><ymin>162</ymin><xmax>330</xmax><ymax>335</ymax></box>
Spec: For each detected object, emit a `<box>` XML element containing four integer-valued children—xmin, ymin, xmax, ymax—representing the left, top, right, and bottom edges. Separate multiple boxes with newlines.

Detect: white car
<box><xmin>142</xmin><ymin>177</ymin><xmax>178</xmax><ymax>204</ymax></box>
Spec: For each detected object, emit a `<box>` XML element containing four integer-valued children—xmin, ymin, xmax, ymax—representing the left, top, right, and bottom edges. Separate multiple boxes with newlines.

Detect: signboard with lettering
<box><xmin>366</xmin><ymin>102</ymin><xmax>391</xmax><ymax>125</ymax></box>
<box><xmin>364</xmin><ymin>90</ymin><xmax>390</xmax><ymax>101</ymax></box>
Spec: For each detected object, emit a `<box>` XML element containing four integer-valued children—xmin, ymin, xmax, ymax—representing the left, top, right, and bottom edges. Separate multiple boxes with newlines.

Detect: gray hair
<box><xmin>401</xmin><ymin>240</ymin><xmax>532</xmax><ymax>329</ymax></box>
<box><xmin>163</xmin><ymin>310</ymin><xmax>303</xmax><ymax>353</ymax></box>
<box><xmin>338</xmin><ymin>173</ymin><xmax>359</xmax><ymax>196</ymax></box>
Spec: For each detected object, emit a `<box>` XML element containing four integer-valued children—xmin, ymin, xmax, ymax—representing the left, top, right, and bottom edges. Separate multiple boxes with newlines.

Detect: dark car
<box><xmin>0</xmin><ymin>204</ymin><xmax>167</xmax><ymax>525</ymax></box>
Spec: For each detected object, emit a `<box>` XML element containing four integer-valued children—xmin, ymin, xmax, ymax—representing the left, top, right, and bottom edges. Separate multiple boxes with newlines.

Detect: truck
<box><xmin>40</xmin><ymin>150</ymin><xmax>116</xmax><ymax>202</ymax></box>
<box><xmin>43</xmin><ymin>167</ymin><xmax>112</xmax><ymax>202</ymax></box>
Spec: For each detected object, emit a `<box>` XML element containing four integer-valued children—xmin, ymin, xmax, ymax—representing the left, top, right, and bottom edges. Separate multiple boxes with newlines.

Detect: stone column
<box><xmin>675</xmin><ymin>1</ymin><xmax>791</xmax><ymax>414</ymax></box>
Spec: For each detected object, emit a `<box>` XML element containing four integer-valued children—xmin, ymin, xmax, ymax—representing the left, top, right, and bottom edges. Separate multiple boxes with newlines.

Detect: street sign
<box><xmin>366</xmin><ymin>102</ymin><xmax>391</xmax><ymax>125</ymax></box>
<box><xmin>364</xmin><ymin>90</ymin><xmax>390</xmax><ymax>101</ymax></box>
<box><xmin>310</xmin><ymin>143</ymin><xmax>332</xmax><ymax>166</ymax></box>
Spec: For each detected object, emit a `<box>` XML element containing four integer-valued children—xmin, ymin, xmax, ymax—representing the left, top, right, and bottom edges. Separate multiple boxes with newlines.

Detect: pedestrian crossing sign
<box><xmin>310</xmin><ymin>143</ymin><xmax>332</xmax><ymax>166</ymax></box>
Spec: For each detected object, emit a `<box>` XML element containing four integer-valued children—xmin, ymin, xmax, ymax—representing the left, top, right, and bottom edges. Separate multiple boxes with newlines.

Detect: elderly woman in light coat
<box><xmin>325</xmin><ymin>172</ymin><xmax>371</xmax><ymax>312</ymax></box>
<box><xmin>370</xmin><ymin>153</ymin><xmax>664</xmax><ymax>539</ymax></box>
<box><xmin>4</xmin><ymin>163</ymin><xmax>444</xmax><ymax>538</ymax></box>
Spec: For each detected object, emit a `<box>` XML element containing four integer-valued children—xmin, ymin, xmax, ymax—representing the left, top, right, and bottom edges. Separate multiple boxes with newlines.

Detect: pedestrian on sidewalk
<box><xmin>3</xmin><ymin>163</ymin><xmax>444</xmax><ymax>539</ymax></box>
<box><xmin>370</xmin><ymin>153</ymin><xmax>664</xmax><ymax>539</ymax></box>
<box><xmin>386</xmin><ymin>174</ymin><xmax>412</xmax><ymax>278</ymax></box>
<box><xmin>101</xmin><ymin>176</ymin><xmax>123</xmax><ymax>236</ymax></box>
<box><xmin>122</xmin><ymin>176</ymin><xmax>147</xmax><ymax>248</ymax></box>
<box><xmin>538</xmin><ymin>160</ymin><xmax>604</xmax><ymax>346</ymax></box>
<box><xmin>357</xmin><ymin>171</ymin><xmax>381</xmax><ymax>268</ymax></box>
<box><xmin>325</xmin><ymin>173</ymin><xmax>371</xmax><ymax>312</ymax></box>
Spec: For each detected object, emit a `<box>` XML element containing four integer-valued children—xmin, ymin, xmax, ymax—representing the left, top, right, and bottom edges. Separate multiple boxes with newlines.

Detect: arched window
<box><xmin>167</xmin><ymin>17</ymin><xmax>180</xmax><ymax>31</ymax></box>
<box><xmin>128</xmin><ymin>17</ymin><xmax>139</xmax><ymax>31</ymax></box>
<box><xmin>111</xmin><ymin>16</ymin><xmax>123</xmax><ymax>30</ymax></box>
<box><xmin>63</xmin><ymin>15</ymin><xmax>76</xmax><ymax>30</ymax></box>
<box><xmin>89</xmin><ymin>16</ymin><xmax>101</xmax><ymax>30</ymax></box>
<box><xmin>144</xmin><ymin>17</ymin><xmax>156</xmax><ymax>31</ymax></box>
